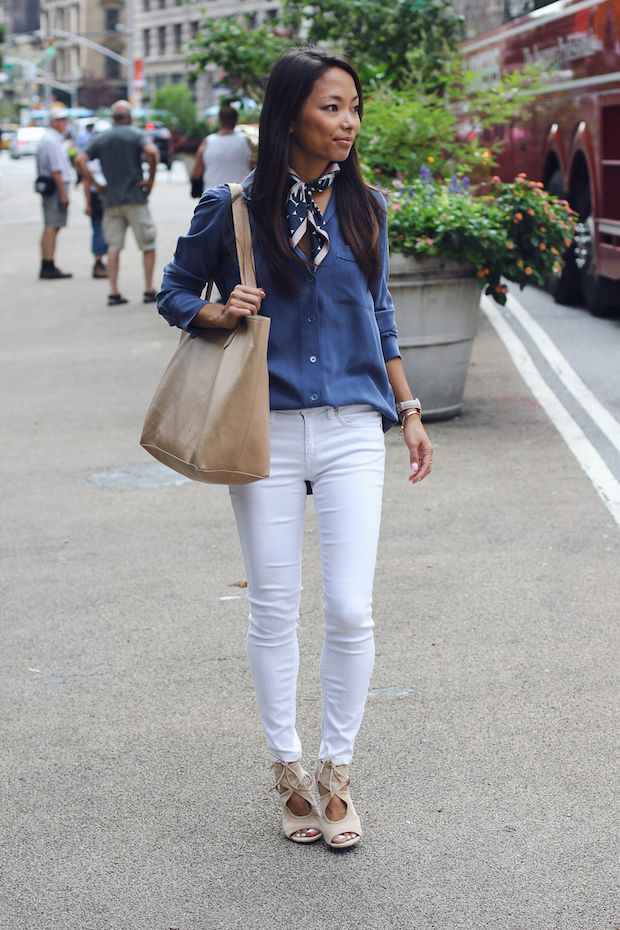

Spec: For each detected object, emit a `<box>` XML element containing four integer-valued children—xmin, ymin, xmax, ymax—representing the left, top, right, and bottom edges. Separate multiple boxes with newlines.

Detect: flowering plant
<box><xmin>387</xmin><ymin>171</ymin><xmax>577</xmax><ymax>305</ymax></box>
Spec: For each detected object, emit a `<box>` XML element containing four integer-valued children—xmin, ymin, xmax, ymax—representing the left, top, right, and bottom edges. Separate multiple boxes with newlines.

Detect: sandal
<box><xmin>143</xmin><ymin>290</ymin><xmax>157</xmax><ymax>303</ymax></box>
<box><xmin>270</xmin><ymin>760</ymin><xmax>323</xmax><ymax>844</ymax></box>
<box><xmin>315</xmin><ymin>758</ymin><xmax>361</xmax><ymax>848</ymax></box>
<box><xmin>108</xmin><ymin>293</ymin><xmax>128</xmax><ymax>305</ymax></box>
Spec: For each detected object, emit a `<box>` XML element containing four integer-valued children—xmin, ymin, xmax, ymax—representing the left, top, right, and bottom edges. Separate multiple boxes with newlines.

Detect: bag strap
<box><xmin>228</xmin><ymin>182</ymin><xmax>257</xmax><ymax>289</ymax></box>
<box><xmin>205</xmin><ymin>182</ymin><xmax>256</xmax><ymax>301</ymax></box>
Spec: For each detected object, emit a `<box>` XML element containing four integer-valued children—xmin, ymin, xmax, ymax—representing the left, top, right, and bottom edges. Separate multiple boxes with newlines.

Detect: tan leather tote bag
<box><xmin>140</xmin><ymin>183</ymin><xmax>271</xmax><ymax>484</ymax></box>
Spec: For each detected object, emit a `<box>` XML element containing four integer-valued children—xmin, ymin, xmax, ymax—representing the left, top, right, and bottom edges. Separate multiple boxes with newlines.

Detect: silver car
<box><xmin>10</xmin><ymin>126</ymin><xmax>46</xmax><ymax>159</ymax></box>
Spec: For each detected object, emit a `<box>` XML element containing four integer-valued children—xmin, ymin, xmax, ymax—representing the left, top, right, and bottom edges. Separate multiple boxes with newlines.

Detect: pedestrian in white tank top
<box><xmin>191</xmin><ymin>105</ymin><xmax>253</xmax><ymax>191</ymax></box>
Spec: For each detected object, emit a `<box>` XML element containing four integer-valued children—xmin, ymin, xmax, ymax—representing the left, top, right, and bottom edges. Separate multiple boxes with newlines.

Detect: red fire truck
<box><xmin>460</xmin><ymin>0</ymin><xmax>620</xmax><ymax>315</ymax></box>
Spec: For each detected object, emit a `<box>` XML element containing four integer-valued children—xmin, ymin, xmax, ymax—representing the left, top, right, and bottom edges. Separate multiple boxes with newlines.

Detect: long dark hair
<box><xmin>249</xmin><ymin>47</ymin><xmax>384</xmax><ymax>296</ymax></box>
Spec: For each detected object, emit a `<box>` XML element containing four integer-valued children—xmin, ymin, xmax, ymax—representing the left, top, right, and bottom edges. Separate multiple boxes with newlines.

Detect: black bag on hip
<box><xmin>35</xmin><ymin>176</ymin><xmax>56</xmax><ymax>197</ymax></box>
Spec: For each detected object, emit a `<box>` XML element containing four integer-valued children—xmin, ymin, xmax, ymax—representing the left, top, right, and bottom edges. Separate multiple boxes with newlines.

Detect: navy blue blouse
<box><xmin>157</xmin><ymin>178</ymin><xmax>400</xmax><ymax>430</ymax></box>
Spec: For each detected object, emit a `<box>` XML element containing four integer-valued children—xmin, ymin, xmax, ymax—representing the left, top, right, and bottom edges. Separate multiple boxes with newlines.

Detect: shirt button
<box><xmin>307</xmin><ymin>316</ymin><xmax>315</xmax><ymax>323</ymax></box>
<box><xmin>309</xmin><ymin>356</ymin><xmax>317</xmax><ymax>363</ymax></box>
<box><xmin>310</xmin><ymin>393</ymin><xmax>319</xmax><ymax>401</ymax></box>
<box><xmin>307</xmin><ymin>275</ymin><xmax>314</xmax><ymax>282</ymax></box>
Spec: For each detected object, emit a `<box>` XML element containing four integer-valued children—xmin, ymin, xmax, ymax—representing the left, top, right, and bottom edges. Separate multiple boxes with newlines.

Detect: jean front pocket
<box><xmin>334</xmin><ymin>404</ymin><xmax>381</xmax><ymax>428</ymax></box>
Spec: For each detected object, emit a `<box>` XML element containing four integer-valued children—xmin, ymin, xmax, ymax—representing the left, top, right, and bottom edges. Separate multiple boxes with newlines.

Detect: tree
<box><xmin>188</xmin><ymin>0</ymin><xmax>463</xmax><ymax>100</ymax></box>
<box><xmin>187</xmin><ymin>16</ymin><xmax>293</xmax><ymax>103</ymax></box>
<box><xmin>357</xmin><ymin>62</ymin><xmax>543</xmax><ymax>183</ymax></box>
<box><xmin>79</xmin><ymin>76</ymin><xmax>118</xmax><ymax>110</ymax></box>
<box><xmin>285</xmin><ymin>0</ymin><xmax>464</xmax><ymax>89</ymax></box>
<box><xmin>151</xmin><ymin>83</ymin><xmax>197</xmax><ymax>135</ymax></box>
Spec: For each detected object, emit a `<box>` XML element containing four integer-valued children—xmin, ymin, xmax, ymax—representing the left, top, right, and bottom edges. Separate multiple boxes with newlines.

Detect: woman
<box><xmin>158</xmin><ymin>48</ymin><xmax>432</xmax><ymax>849</ymax></box>
<box><xmin>83</xmin><ymin>154</ymin><xmax>108</xmax><ymax>278</ymax></box>
<box><xmin>190</xmin><ymin>105</ymin><xmax>253</xmax><ymax>192</ymax></box>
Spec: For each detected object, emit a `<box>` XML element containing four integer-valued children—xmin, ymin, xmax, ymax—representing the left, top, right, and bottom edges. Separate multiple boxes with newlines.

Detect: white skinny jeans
<box><xmin>229</xmin><ymin>405</ymin><xmax>385</xmax><ymax>765</ymax></box>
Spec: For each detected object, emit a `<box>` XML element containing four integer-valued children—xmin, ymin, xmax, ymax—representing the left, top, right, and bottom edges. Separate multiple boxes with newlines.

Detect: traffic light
<box><xmin>46</xmin><ymin>44</ymin><xmax>56</xmax><ymax>56</ymax></box>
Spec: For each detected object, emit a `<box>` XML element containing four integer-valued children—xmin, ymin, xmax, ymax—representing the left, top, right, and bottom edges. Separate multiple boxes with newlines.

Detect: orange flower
<box><xmin>539</xmin><ymin>242</ymin><xmax>546</xmax><ymax>250</ymax></box>
<box><xmin>506</xmin><ymin>242</ymin><xmax>514</xmax><ymax>249</ymax></box>
<box><xmin>528</xmin><ymin>209</ymin><xmax>535</xmax><ymax>216</ymax></box>
<box><xmin>564</xmin><ymin>238</ymin><xmax>572</xmax><ymax>248</ymax></box>
<box><xmin>517</xmin><ymin>260</ymin><xmax>524</xmax><ymax>267</ymax></box>
<box><xmin>428</xmin><ymin>156</ymin><xmax>434</xmax><ymax>162</ymax></box>
<box><xmin>477</xmin><ymin>269</ymin><xmax>486</xmax><ymax>277</ymax></box>
<box><xmin>540</xmin><ymin>226</ymin><xmax>546</xmax><ymax>232</ymax></box>
<box><xmin>514</xmin><ymin>212</ymin><xmax>523</xmax><ymax>222</ymax></box>
<box><xmin>525</xmin><ymin>266</ymin><xmax>533</xmax><ymax>275</ymax></box>
<box><xmin>551</xmin><ymin>247</ymin><xmax>559</xmax><ymax>255</ymax></box>
<box><xmin>495</xmin><ymin>285</ymin><xmax>503</xmax><ymax>292</ymax></box>
<box><xmin>517</xmin><ymin>172</ymin><xmax>527</xmax><ymax>178</ymax></box>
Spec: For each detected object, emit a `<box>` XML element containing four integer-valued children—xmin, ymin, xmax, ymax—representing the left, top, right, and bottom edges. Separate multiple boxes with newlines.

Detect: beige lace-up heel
<box><xmin>270</xmin><ymin>760</ymin><xmax>323</xmax><ymax>843</ymax></box>
<box><xmin>315</xmin><ymin>758</ymin><xmax>362</xmax><ymax>848</ymax></box>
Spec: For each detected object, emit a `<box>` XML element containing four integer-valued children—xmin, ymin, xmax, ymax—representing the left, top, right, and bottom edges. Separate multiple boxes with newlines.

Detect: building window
<box><xmin>143</xmin><ymin>0</ymin><xmax>150</xmax><ymax>10</ymax></box>
<box><xmin>171</xmin><ymin>73</ymin><xmax>182</xmax><ymax>84</ymax></box>
<box><xmin>143</xmin><ymin>28</ymin><xmax>150</xmax><ymax>58</ymax></box>
<box><xmin>106</xmin><ymin>56</ymin><xmax>120</xmax><ymax>79</ymax></box>
<box><xmin>245</xmin><ymin>12</ymin><xmax>256</xmax><ymax>29</ymax></box>
<box><xmin>173</xmin><ymin>23</ymin><xmax>182</xmax><ymax>52</ymax></box>
<box><xmin>105</xmin><ymin>8</ymin><xmax>119</xmax><ymax>31</ymax></box>
<box><xmin>158</xmin><ymin>26</ymin><xmax>166</xmax><ymax>55</ymax></box>
<box><xmin>155</xmin><ymin>74</ymin><xmax>167</xmax><ymax>89</ymax></box>
<box><xmin>266</xmin><ymin>9</ymin><xmax>277</xmax><ymax>20</ymax></box>
<box><xmin>190</xmin><ymin>21</ymin><xmax>199</xmax><ymax>39</ymax></box>
<box><xmin>158</xmin><ymin>0</ymin><xmax>166</xmax><ymax>8</ymax></box>
<box><xmin>55</xmin><ymin>8</ymin><xmax>64</xmax><ymax>29</ymax></box>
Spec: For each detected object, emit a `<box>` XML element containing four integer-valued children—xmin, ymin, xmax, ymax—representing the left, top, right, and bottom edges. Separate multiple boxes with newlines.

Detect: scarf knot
<box><xmin>286</xmin><ymin>163</ymin><xmax>340</xmax><ymax>267</ymax></box>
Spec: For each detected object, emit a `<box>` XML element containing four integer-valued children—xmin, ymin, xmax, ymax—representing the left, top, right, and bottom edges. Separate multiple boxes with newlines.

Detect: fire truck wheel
<box><xmin>545</xmin><ymin>170</ymin><xmax>582</xmax><ymax>306</ymax></box>
<box><xmin>576</xmin><ymin>216</ymin><xmax>620</xmax><ymax>319</ymax></box>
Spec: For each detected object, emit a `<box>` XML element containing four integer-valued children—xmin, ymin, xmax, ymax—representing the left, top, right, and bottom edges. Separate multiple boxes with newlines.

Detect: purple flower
<box><xmin>419</xmin><ymin>165</ymin><xmax>432</xmax><ymax>180</ymax></box>
<box><xmin>448</xmin><ymin>175</ymin><xmax>460</xmax><ymax>193</ymax></box>
<box><xmin>463</xmin><ymin>176</ymin><xmax>471</xmax><ymax>190</ymax></box>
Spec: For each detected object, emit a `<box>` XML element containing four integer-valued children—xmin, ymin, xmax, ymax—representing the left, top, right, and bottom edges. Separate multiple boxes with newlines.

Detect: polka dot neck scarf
<box><xmin>286</xmin><ymin>163</ymin><xmax>340</xmax><ymax>267</ymax></box>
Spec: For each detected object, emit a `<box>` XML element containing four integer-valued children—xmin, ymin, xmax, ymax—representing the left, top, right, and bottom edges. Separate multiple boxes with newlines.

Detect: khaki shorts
<box><xmin>103</xmin><ymin>203</ymin><xmax>156</xmax><ymax>251</ymax></box>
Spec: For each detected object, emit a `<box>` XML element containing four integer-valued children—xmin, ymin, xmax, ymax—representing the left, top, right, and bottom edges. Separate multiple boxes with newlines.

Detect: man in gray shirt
<box><xmin>37</xmin><ymin>109</ymin><xmax>73</xmax><ymax>279</ymax></box>
<box><xmin>75</xmin><ymin>101</ymin><xmax>159</xmax><ymax>305</ymax></box>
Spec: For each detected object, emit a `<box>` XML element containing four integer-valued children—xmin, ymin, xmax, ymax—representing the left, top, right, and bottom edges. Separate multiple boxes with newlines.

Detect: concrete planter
<box><xmin>388</xmin><ymin>252</ymin><xmax>481</xmax><ymax>420</ymax></box>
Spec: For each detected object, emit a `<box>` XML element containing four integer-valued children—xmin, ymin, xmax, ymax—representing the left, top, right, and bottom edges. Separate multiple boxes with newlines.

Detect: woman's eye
<box><xmin>325</xmin><ymin>105</ymin><xmax>338</xmax><ymax>112</ymax></box>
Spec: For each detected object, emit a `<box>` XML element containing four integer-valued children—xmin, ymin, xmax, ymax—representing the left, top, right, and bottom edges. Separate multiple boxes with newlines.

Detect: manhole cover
<box><xmin>85</xmin><ymin>463</ymin><xmax>191</xmax><ymax>489</ymax></box>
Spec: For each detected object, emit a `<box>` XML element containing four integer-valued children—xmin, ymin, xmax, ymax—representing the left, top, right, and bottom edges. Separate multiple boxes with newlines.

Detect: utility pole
<box><xmin>126</xmin><ymin>0</ymin><xmax>134</xmax><ymax>103</ymax></box>
<box><xmin>44</xmin><ymin>40</ymin><xmax>55</xmax><ymax>123</ymax></box>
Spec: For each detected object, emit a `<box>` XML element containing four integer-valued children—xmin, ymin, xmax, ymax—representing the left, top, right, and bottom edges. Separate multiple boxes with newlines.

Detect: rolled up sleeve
<box><xmin>157</xmin><ymin>187</ymin><xmax>232</xmax><ymax>331</ymax></box>
<box><xmin>370</xmin><ymin>192</ymin><xmax>400</xmax><ymax>362</ymax></box>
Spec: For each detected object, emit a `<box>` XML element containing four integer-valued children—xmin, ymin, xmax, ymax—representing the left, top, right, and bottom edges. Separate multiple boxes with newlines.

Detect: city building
<box><xmin>134</xmin><ymin>0</ymin><xmax>280</xmax><ymax>112</ymax></box>
<box><xmin>38</xmin><ymin>0</ymin><xmax>129</xmax><ymax>106</ymax></box>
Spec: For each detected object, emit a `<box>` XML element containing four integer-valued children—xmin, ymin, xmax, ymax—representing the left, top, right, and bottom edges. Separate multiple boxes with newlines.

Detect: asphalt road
<box><xmin>1</xmin><ymin>152</ymin><xmax>619</xmax><ymax>930</ymax></box>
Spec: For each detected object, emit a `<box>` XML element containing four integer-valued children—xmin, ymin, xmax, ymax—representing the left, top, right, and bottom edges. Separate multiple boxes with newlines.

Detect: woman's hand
<box><xmin>193</xmin><ymin>285</ymin><xmax>266</xmax><ymax>329</ymax></box>
<box><xmin>402</xmin><ymin>414</ymin><xmax>433</xmax><ymax>484</ymax></box>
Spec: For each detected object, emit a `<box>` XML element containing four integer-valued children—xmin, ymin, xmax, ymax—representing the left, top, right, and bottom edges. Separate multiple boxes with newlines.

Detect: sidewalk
<box><xmin>1</xmin><ymin>165</ymin><xmax>618</xmax><ymax>929</ymax></box>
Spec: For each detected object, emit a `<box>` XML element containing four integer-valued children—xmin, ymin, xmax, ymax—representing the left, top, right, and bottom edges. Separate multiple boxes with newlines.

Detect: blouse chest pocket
<box><xmin>331</xmin><ymin>245</ymin><xmax>371</xmax><ymax>308</ymax></box>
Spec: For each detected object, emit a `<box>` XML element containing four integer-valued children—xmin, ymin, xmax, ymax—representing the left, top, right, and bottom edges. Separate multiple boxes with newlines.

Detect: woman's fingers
<box><xmin>410</xmin><ymin>442</ymin><xmax>432</xmax><ymax>483</ymax></box>
<box><xmin>229</xmin><ymin>285</ymin><xmax>265</xmax><ymax>315</ymax></box>
<box><xmin>222</xmin><ymin>286</ymin><xmax>266</xmax><ymax>326</ymax></box>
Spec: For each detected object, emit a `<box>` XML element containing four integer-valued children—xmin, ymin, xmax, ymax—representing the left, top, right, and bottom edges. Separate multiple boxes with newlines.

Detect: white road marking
<box><xmin>505</xmin><ymin>292</ymin><xmax>620</xmax><ymax>455</ymax></box>
<box><xmin>481</xmin><ymin>294</ymin><xmax>620</xmax><ymax>529</ymax></box>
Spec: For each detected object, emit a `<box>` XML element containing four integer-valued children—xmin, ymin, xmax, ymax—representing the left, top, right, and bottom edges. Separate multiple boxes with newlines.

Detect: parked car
<box><xmin>143</xmin><ymin>122</ymin><xmax>173</xmax><ymax>169</ymax></box>
<box><xmin>9</xmin><ymin>126</ymin><xmax>46</xmax><ymax>159</ymax></box>
<box><xmin>1</xmin><ymin>124</ymin><xmax>19</xmax><ymax>151</ymax></box>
